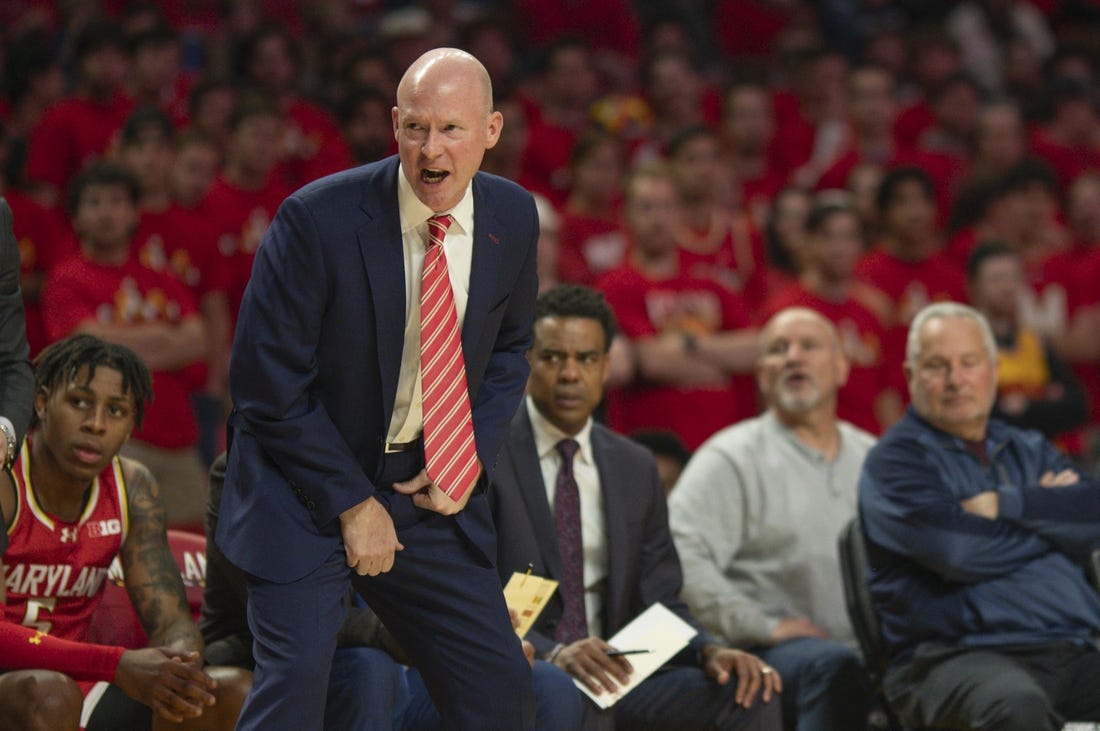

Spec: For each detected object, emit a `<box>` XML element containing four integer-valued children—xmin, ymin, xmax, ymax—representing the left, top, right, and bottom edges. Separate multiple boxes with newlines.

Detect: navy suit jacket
<box><xmin>0</xmin><ymin>199</ymin><xmax>33</xmax><ymax>445</ymax></box>
<box><xmin>488</xmin><ymin>406</ymin><xmax>715</xmax><ymax>660</ymax></box>
<box><xmin>218</xmin><ymin>156</ymin><xmax>538</xmax><ymax>583</ymax></box>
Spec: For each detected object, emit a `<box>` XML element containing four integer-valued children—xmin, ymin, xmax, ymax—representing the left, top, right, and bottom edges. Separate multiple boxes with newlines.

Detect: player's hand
<box><xmin>392</xmin><ymin>468</ymin><xmax>477</xmax><ymax>515</ymax></box>
<box><xmin>552</xmin><ymin>637</ymin><xmax>632</xmax><ymax>695</ymax></box>
<box><xmin>701</xmin><ymin>645</ymin><xmax>781</xmax><ymax>708</ymax></box>
<box><xmin>114</xmin><ymin>648</ymin><xmax>216</xmax><ymax>723</ymax></box>
<box><xmin>340</xmin><ymin>497</ymin><xmax>404</xmax><ymax>576</ymax></box>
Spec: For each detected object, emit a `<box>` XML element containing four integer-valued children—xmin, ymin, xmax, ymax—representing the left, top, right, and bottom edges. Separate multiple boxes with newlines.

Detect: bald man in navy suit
<box><xmin>218</xmin><ymin>49</ymin><xmax>538</xmax><ymax>730</ymax></box>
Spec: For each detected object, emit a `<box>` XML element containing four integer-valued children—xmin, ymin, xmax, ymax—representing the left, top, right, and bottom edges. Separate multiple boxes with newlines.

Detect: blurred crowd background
<box><xmin>8</xmin><ymin>0</ymin><xmax>1100</xmax><ymax>525</ymax></box>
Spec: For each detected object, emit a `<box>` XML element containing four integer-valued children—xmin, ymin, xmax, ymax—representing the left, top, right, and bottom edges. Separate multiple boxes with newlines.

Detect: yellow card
<box><xmin>503</xmin><ymin>571</ymin><xmax>559</xmax><ymax>638</ymax></box>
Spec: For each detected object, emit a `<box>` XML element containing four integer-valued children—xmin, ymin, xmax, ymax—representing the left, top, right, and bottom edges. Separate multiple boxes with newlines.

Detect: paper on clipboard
<box><xmin>503</xmin><ymin>571</ymin><xmax>558</xmax><ymax>638</ymax></box>
<box><xmin>576</xmin><ymin>602</ymin><xmax>698</xmax><ymax>709</ymax></box>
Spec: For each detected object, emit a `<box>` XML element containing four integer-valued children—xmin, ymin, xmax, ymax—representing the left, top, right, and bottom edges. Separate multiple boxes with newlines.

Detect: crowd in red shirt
<box><xmin>7</xmin><ymin>0</ymin><xmax>1100</xmax><ymax>477</ymax></box>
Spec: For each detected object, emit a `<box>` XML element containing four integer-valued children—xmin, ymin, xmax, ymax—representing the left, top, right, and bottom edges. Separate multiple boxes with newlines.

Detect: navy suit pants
<box><xmin>236</xmin><ymin>449</ymin><xmax>535</xmax><ymax>730</ymax></box>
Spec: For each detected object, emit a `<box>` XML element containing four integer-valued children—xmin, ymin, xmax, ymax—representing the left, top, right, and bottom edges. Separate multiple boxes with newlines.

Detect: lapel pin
<box><xmin>488</xmin><ymin>233</ymin><xmax>501</xmax><ymax>245</ymax></box>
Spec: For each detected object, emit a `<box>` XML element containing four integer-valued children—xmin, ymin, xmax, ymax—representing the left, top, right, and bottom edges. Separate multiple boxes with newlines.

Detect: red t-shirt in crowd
<box><xmin>200</xmin><ymin>174</ymin><xmax>292</xmax><ymax>323</ymax></box>
<box><xmin>816</xmin><ymin>146</ymin><xmax>963</xmax><ymax>222</ymax></box>
<box><xmin>760</xmin><ymin>282</ymin><xmax>892</xmax><ymax>434</ymax></box>
<box><xmin>26</xmin><ymin>92</ymin><xmax>135</xmax><ymax>196</ymax></box>
<box><xmin>978</xmin><ymin>247</ymin><xmax>1081</xmax><ymax>339</ymax></box>
<box><xmin>769</xmin><ymin>89</ymin><xmax>817</xmax><ymax>177</ymax></box>
<box><xmin>133</xmin><ymin>203</ymin><xmax>231</xmax><ymax>300</ymax></box>
<box><xmin>894</xmin><ymin>100</ymin><xmax>936</xmax><ymax>150</ymax></box>
<box><xmin>1065</xmin><ymin>247</ymin><xmax>1100</xmax><ymax>426</ymax></box>
<box><xmin>41</xmin><ymin>253</ymin><xmax>201</xmax><ymax>449</ymax></box>
<box><xmin>276</xmin><ymin>97</ymin><xmax>354</xmax><ymax>189</ymax></box>
<box><xmin>855</xmin><ymin>247</ymin><xmax>967</xmax><ymax>394</ymax></box>
<box><xmin>945</xmin><ymin>227</ymin><xmax>980</xmax><ymax>269</ymax></box>
<box><xmin>558</xmin><ymin>212</ymin><xmax>628</xmax><ymax>286</ymax></box>
<box><xmin>520</xmin><ymin>119</ymin><xmax>578</xmax><ymax>207</ymax></box>
<box><xmin>677</xmin><ymin>210</ymin><xmax>769</xmax><ymax>312</ymax></box>
<box><xmin>736</xmin><ymin>168</ymin><xmax>787</xmax><ymax>227</ymax></box>
<box><xmin>597</xmin><ymin>263</ymin><xmax>756</xmax><ymax>449</ymax></box>
<box><xmin>855</xmin><ymin>247</ymin><xmax>967</xmax><ymax>324</ymax></box>
<box><xmin>6</xmin><ymin>189</ymin><xmax>75</xmax><ymax>356</ymax></box>
<box><xmin>1028</xmin><ymin>127</ymin><xmax>1100</xmax><ymax>191</ymax></box>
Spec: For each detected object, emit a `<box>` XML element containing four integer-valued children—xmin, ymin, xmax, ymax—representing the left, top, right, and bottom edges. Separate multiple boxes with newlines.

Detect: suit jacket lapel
<box><xmin>358</xmin><ymin>160</ymin><xmax>406</xmax><ymax>428</ymax></box>
<box><xmin>462</xmin><ymin>175</ymin><xmax>503</xmax><ymax>357</ymax></box>
<box><xmin>511</xmin><ymin>408</ymin><xmax>563</xmax><ymax>579</ymax></box>
<box><xmin>593</xmin><ymin>425</ymin><xmax>629</xmax><ymax>632</ymax></box>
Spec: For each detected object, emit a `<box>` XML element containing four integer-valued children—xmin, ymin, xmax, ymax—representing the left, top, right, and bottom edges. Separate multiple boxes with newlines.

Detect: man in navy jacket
<box><xmin>860</xmin><ymin>301</ymin><xmax>1100</xmax><ymax>731</ymax></box>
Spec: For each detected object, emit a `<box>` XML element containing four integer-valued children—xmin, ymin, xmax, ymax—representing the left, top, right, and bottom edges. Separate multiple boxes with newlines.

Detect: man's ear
<box><xmin>484</xmin><ymin>110</ymin><xmax>504</xmax><ymax>149</ymax></box>
<box><xmin>33</xmin><ymin>387</ymin><xmax>49</xmax><ymax>422</ymax></box>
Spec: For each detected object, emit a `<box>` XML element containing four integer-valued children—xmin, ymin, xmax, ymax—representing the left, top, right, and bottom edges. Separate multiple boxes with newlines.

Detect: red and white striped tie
<box><xmin>420</xmin><ymin>214</ymin><xmax>479</xmax><ymax>500</ymax></box>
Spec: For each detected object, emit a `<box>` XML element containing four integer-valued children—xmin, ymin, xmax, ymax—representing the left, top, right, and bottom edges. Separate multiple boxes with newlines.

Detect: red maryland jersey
<box><xmin>3</xmin><ymin>441</ymin><xmax>129</xmax><ymax>642</ymax></box>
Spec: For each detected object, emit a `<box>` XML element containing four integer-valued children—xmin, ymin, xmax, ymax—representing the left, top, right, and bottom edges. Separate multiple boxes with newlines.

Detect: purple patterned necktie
<box><xmin>554</xmin><ymin>438</ymin><xmax>588</xmax><ymax>644</ymax></box>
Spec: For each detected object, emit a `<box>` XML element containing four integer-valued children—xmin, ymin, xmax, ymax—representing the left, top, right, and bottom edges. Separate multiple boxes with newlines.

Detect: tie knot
<box><xmin>556</xmin><ymin>438</ymin><xmax>579</xmax><ymax>466</ymax></box>
<box><xmin>426</xmin><ymin>214</ymin><xmax>453</xmax><ymax>248</ymax></box>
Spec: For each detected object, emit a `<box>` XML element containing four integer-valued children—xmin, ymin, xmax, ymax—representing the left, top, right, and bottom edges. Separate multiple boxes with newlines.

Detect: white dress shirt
<box><xmin>526</xmin><ymin>396</ymin><xmax>608</xmax><ymax>637</ymax></box>
<box><xmin>386</xmin><ymin>167</ymin><xmax>476</xmax><ymax>444</ymax></box>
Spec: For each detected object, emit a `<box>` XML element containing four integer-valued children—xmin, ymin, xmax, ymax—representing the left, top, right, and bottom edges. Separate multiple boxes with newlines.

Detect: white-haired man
<box><xmin>860</xmin><ymin>301</ymin><xmax>1100</xmax><ymax>731</ymax></box>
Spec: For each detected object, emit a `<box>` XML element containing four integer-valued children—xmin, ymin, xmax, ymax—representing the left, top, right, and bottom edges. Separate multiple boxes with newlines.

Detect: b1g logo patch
<box><xmin>87</xmin><ymin>519</ymin><xmax>122</xmax><ymax>538</ymax></box>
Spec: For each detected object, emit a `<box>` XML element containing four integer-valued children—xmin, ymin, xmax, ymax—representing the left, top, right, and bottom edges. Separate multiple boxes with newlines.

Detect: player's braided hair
<box><xmin>33</xmin><ymin>334</ymin><xmax>153</xmax><ymax>428</ymax></box>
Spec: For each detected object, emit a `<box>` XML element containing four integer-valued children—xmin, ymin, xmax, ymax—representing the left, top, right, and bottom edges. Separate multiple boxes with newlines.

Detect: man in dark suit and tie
<box><xmin>0</xmin><ymin>198</ymin><xmax>33</xmax><ymax>466</ymax></box>
<box><xmin>489</xmin><ymin>284</ymin><xmax>782</xmax><ymax>730</ymax></box>
<box><xmin>218</xmin><ymin>48</ymin><xmax>538</xmax><ymax>729</ymax></box>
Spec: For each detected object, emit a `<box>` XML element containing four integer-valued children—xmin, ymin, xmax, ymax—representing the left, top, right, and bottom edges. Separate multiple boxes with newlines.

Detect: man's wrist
<box><xmin>699</xmin><ymin>642</ymin><xmax>720</xmax><ymax>666</ymax></box>
<box><xmin>544</xmin><ymin>643</ymin><xmax>566</xmax><ymax>664</ymax></box>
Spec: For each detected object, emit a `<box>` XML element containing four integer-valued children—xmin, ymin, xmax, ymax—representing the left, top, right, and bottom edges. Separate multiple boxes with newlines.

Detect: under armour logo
<box><xmin>59</xmin><ymin>527</ymin><xmax>79</xmax><ymax>543</ymax></box>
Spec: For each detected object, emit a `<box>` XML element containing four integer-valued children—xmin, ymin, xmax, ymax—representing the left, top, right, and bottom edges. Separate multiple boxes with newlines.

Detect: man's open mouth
<box><xmin>421</xmin><ymin>169</ymin><xmax>449</xmax><ymax>183</ymax></box>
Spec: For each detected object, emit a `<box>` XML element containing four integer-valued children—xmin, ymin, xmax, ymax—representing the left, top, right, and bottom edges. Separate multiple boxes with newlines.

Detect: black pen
<box><xmin>605</xmin><ymin>649</ymin><xmax>652</xmax><ymax>657</ymax></box>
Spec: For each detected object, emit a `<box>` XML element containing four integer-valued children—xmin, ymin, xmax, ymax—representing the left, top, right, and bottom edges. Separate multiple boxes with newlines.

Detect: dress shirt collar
<box><xmin>397</xmin><ymin>164</ymin><xmax>475</xmax><ymax>238</ymax></box>
<box><xmin>526</xmin><ymin>395</ymin><xmax>594</xmax><ymax>467</ymax></box>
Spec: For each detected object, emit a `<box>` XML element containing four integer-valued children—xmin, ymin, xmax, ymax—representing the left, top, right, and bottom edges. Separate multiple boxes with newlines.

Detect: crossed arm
<box><xmin>960</xmin><ymin>468</ymin><xmax>1100</xmax><ymax>560</ymax></box>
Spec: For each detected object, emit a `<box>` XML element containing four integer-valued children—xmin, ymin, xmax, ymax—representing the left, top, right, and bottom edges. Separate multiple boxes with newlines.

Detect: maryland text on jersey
<box><xmin>4</xmin><ymin>563</ymin><xmax>109</xmax><ymax>598</ymax></box>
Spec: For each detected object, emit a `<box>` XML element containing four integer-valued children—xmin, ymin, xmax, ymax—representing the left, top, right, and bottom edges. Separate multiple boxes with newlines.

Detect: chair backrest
<box><xmin>86</xmin><ymin>529</ymin><xmax>207</xmax><ymax>649</ymax></box>
<box><xmin>837</xmin><ymin>516</ymin><xmax>888</xmax><ymax>683</ymax></box>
